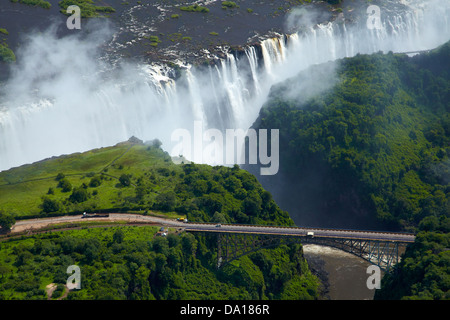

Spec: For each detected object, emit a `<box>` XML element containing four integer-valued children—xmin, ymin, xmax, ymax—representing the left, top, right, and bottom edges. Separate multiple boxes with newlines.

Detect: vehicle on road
<box><xmin>82</xmin><ymin>212</ymin><xmax>110</xmax><ymax>219</ymax></box>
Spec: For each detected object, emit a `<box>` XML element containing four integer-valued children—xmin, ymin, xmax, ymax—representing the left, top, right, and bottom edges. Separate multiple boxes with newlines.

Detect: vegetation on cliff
<box><xmin>375</xmin><ymin>216</ymin><xmax>449</xmax><ymax>300</ymax></box>
<box><xmin>0</xmin><ymin>226</ymin><xmax>319</xmax><ymax>300</ymax></box>
<box><xmin>0</xmin><ymin>139</ymin><xmax>293</xmax><ymax>228</ymax></box>
<box><xmin>252</xmin><ymin>41</ymin><xmax>450</xmax><ymax>299</ymax></box>
<box><xmin>0</xmin><ymin>138</ymin><xmax>318</xmax><ymax>300</ymax></box>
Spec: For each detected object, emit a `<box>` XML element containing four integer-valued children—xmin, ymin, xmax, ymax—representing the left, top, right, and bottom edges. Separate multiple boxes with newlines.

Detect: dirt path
<box><xmin>9</xmin><ymin>213</ymin><xmax>184</xmax><ymax>235</ymax></box>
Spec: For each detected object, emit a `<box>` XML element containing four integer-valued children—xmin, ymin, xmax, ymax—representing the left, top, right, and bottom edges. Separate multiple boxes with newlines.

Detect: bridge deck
<box><xmin>184</xmin><ymin>223</ymin><xmax>415</xmax><ymax>243</ymax></box>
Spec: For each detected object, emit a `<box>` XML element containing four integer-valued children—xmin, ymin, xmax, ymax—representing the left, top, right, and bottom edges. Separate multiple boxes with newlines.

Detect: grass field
<box><xmin>0</xmin><ymin>139</ymin><xmax>181</xmax><ymax>218</ymax></box>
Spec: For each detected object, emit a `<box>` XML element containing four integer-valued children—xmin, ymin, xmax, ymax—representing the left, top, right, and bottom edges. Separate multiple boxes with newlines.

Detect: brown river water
<box><xmin>303</xmin><ymin>244</ymin><xmax>384</xmax><ymax>300</ymax></box>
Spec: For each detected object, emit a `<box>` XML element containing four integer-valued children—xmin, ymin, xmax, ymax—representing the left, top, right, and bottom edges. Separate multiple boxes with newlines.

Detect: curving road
<box><xmin>8</xmin><ymin>213</ymin><xmax>416</xmax><ymax>243</ymax></box>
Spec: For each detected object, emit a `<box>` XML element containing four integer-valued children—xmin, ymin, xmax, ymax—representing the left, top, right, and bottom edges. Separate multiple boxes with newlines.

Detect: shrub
<box><xmin>119</xmin><ymin>174</ymin><xmax>132</xmax><ymax>187</ymax></box>
<box><xmin>0</xmin><ymin>210</ymin><xmax>15</xmax><ymax>231</ymax></box>
<box><xmin>58</xmin><ymin>0</ymin><xmax>115</xmax><ymax>18</ymax></box>
<box><xmin>12</xmin><ymin>0</ymin><xmax>51</xmax><ymax>9</ymax></box>
<box><xmin>41</xmin><ymin>196</ymin><xmax>64</xmax><ymax>213</ymax></box>
<box><xmin>57</xmin><ymin>178</ymin><xmax>72</xmax><ymax>192</ymax></box>
<box><xmin>180</xmin><ymin>4</ymin><xmax>209</xmax><ymax>13</ymax></box>
<box><xmin>222</xmin><ymin>1</ymin><xmax>238</xmax><ymax>9</ymax></box>
<box><xmin>89</xmin><ymin>175</ymin><xmax>102</xmax><ymax>188</ymax></box>
<box><xmin>0</xmin><ymin>44</ymin><xmax>15</xmax><ymax>63</ymax></box>
<box><xmin>69</xmin><ymin>187</ymin><xmax>90</xmax><ymax>203</ymax></box>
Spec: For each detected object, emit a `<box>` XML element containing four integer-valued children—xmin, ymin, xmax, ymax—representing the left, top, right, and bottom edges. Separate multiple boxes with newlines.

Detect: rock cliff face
<box><xmin>0</xmin><ymin>0</ymin><xmax>418</xmax><ymax>79</ymax></box>
<box><xmin>0</xmin><ymin>0</ymin><xmax>338</xmax><ymax>74</ymax></box>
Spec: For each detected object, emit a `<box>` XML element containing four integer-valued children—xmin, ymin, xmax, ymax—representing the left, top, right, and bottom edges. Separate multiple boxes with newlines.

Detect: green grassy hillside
<box><xmin>0</xmin><ymin>138</ymin><xmax>293</xmax><ymax>227</ymax></box>
<box><xmin>0</xmin><ymin>139</ymin><xmax>170</xmax><ymax>217</ymax></box>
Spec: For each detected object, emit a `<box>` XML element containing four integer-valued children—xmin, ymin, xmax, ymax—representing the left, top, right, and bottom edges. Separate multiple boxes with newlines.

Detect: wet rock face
<box><xmin>106</xmin><ymin>0</ymin><xmax>340</xmax><ymax>66</ymax></box>
<box><xmin>0</xmin><ymin>0</ymin><xmax>330</xmax><ymax>78</ymax></box>
<box><xmin>1</xmin><ymin>0</ymin><xmax>446</xmax><ymax>172</ymax></box>
<box><xmin>105</xmin><ymin>0</ymin><xmax>293</xmax><ymax>66</ymax></box>
<box><xmin>0</xmin><ymin>0</ymin><xmax>412</xmax><ymax>76</ymax></box>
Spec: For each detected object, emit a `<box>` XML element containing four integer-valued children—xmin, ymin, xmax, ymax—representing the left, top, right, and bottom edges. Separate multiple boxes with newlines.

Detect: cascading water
<box><xmin>0</xmin><ymin>0</ymin><xmax>448</xmax><ymax>171</ymax></box>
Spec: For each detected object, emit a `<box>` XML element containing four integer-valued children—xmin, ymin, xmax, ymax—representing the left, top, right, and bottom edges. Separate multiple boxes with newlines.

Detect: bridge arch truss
<box><xmin>214</xmin><ymin>232</ymin><xmax>409</xmax><ymax>272</ymax></box>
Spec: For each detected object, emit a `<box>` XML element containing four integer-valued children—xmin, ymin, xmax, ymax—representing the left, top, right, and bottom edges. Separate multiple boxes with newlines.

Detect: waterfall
<box><xmin>245</xmin><ymin>46</ymin><xmax>260</xmax><ymax>94</ymax></box>
<box><xmin>0</xmin><ymin>0</ymin><xmax>449</xmax><ymax>171</ymax></box>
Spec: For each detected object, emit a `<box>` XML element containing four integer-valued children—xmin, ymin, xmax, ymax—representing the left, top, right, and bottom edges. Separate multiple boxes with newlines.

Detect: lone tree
<box><xmin>58</xmin><ymin>177</ymin><xmax>72</xmax><ymax>192</ymax></box>
<box><xmin>119</xmin><ymin>174</ymin><xmax>132</xmax><ymax>187</ymax></box>
<box><xmin>41</xmin><ymin>196</ymin><xmax>64</xmax><ymax>213</ymax></box>
<box><xmin>69</xmin><ymin>186</ymin><xmax>90</xmax><ymax>203</ymax></box>
<box><xmin>0</xmin><ymin>210</ymin><xmax>15</xmax><ymax>232</ymax></box>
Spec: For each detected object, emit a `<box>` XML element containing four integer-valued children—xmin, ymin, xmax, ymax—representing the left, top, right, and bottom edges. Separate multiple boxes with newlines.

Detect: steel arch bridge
<box><xmin>188</xmin><ymin>230</ymin><xmax>413</xmax><ymax>272</ymax></box>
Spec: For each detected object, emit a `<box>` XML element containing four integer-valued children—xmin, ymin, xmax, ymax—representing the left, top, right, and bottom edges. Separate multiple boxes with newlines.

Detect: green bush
<box><xmin>11</xmin><ymin>0</ymin><xmax>51</xmax><ymax>9</ymax></box>
<box><xmin>89</xmin><ymin>175</ymin><xmax>102</xmax><ymax>188</ymax></box>
<box><xmin>180</xmin><ymin>4</ymin><xmax>209</xmax><ymax>13</ymax></box>
<box><xmin>69</xmin><ymin>187</ymin><xmax>90</xmax><ymax>203</ymax></box>
<box><xmin>0</xmin><ymin>210</ymin><xmax>15</xmax><ymax>231</ymax></box>
<box><xmin>58</xmin><ymin>0</ymin><xmax>115</xmax><ymax>18</ymax></box>
<box><xmin>41</xmin><ymin>196</ymin><xmax>64</xmax><ymax>213</ymax></box>
<box><xmin>222</xmin><ymin>1</ymin><xmax>238</xmax><ymax>9</ymax></box>
<box><xmin>119</xmin><ymin>174</ymin><xmax>132</xmax><ymax>187</ymax></box>
<box><xmin>57</xmin><ymin>178</ymin><xmax>72</xmax><ymax>192</ymax></box>
<box><xmin>0</xmin><ymin>44</ymin><xmax>15</xmax><ymax>63</ymax></box>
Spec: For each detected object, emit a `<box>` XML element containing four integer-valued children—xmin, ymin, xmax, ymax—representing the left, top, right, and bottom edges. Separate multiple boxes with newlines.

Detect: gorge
<box><xmin>0</xmin><ymin>0</ymin><xmax>449</xmax><ymax>301</ymax></box>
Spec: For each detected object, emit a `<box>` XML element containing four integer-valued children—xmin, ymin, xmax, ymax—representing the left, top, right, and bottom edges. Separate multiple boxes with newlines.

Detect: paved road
<box><xmin>10</xmin><ymin>213</ymin><xmax>178</xmax><ymax>233</ymax></box>
<box><xmin>184</xmin><ymin>223</ymin><xmax>416</xmax><ymax>243</ymax></box>
<box><xmin>9</xmin><ymin>213</ymin><xmax>415</xmax><ymax>243</ymax></box>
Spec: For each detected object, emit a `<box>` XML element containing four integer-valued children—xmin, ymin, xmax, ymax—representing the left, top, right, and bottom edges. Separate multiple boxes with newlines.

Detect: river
<box><xmin>303</xmin><ymin>244</ymin><xmax>384</xmax><ymax>300</ymax></box>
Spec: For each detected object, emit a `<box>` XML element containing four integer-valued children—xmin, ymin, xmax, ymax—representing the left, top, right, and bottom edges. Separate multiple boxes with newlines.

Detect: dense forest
<box><xmin>250</xmin><ymin>41</ymin><xmax>449</xmax><ymax>299</ymax></box>
<box><xmin>0</xmin><ymin>226</ymin><xmax>319</xmax><ymax>300</ymax></box>
<box><xmin>375</xmin><ymin>216</ymin><xmax>449</xmax><ymax>299</ymax></box>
